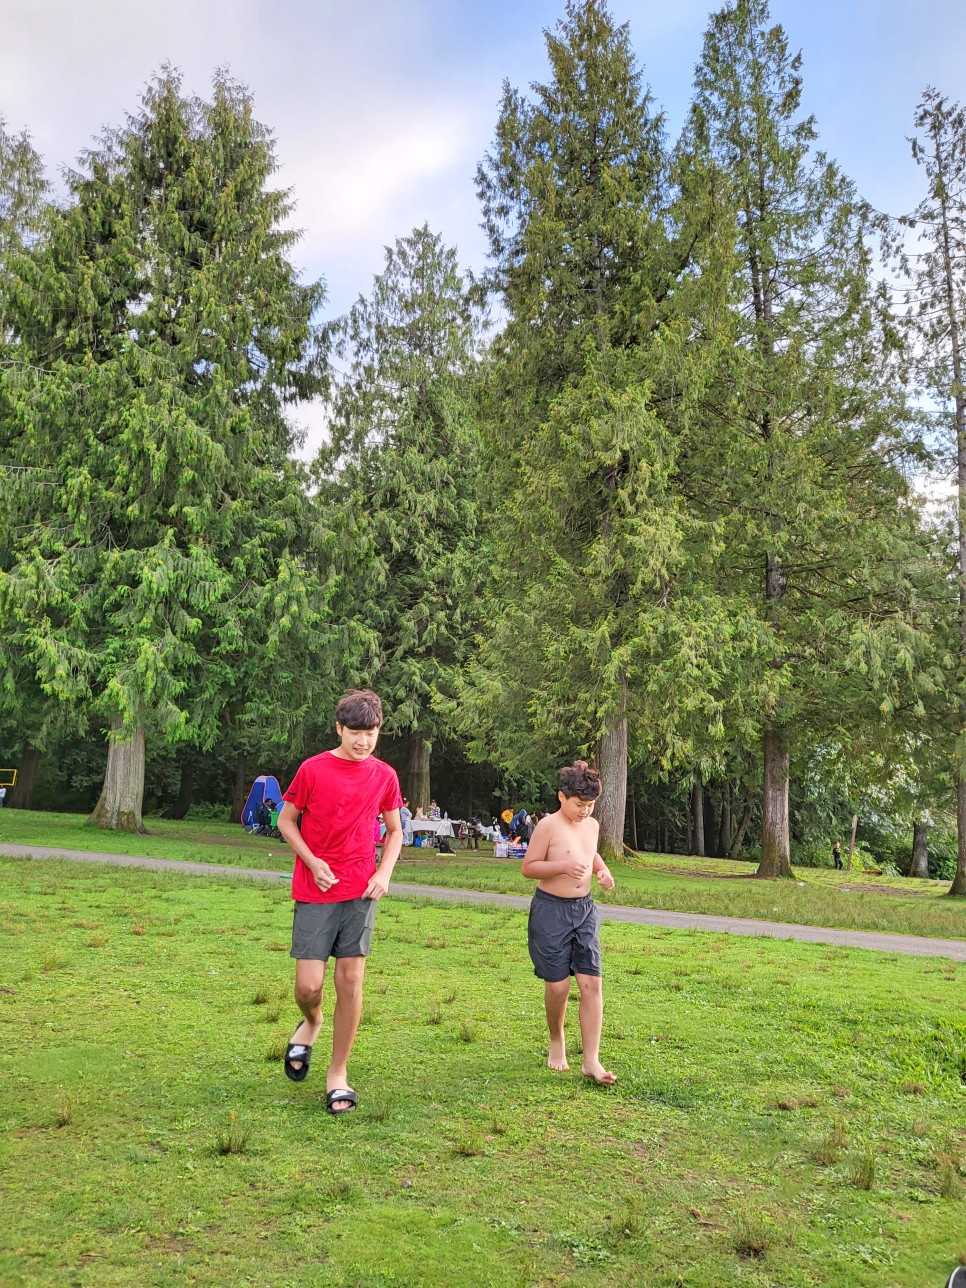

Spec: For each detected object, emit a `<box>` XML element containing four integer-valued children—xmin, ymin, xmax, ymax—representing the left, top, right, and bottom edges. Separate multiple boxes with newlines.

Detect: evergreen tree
<box><xmin>470</xmin><ymin>0</ymin><xmax>697</xmax><ymax>857</ymax></box>
<box><xmin>0</xmin><ymin>118</ymin><xmax>54</xmax><ymax>804</ymax></box>
<box><xmin>0</xmin><ymin>71</ymin><xmax>328</xmax><ymax>831</ymax></box>
<box><xmin>685</xmin><ymin>0</ymin><xmax>927</xmax><ymax>876</ymax></box>
<box><xmin>906</xmin><ymin>87</ymin><xmax>966</xmax><ymax>896</ymax></box>
<box><xmin>316</xmin><ymin>225</ymin><xmax>485</xmax><ymax>808</ymax></box>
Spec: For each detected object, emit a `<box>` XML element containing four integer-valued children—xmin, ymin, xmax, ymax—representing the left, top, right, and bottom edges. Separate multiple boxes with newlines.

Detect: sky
<box><xmin>3</xmin><ymin>0</ymin><xmax>966</xmax><ymax>454</ymax></box>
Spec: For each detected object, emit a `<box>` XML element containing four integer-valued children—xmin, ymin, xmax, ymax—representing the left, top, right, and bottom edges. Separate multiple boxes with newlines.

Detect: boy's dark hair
<box><xmin>336</xmin><ymin>688</ymin><xmax>384</xmax><ymax>729</ymax></box>
<box><xmin>558</xmin><ymin>760</ymin><xmax>602</xmax><ymax>800</ymax></box>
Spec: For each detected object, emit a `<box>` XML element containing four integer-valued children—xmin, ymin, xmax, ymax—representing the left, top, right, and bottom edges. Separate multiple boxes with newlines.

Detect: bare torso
<box><xmin>523</xmin><ymin>811</ymin><xmax>599</xmax><ymax>897</ymax></box>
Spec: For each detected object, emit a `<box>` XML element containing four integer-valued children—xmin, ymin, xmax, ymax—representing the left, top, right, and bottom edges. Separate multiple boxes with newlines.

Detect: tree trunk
<box><xmin>953</xmin><ymin>782</ymin><xmax>966</xmax><ymax>897</ymax></box>
<box><xmin>728</xmin><ymin>796</ymin><xmax>754</xmax><ymax>858</ymax></box>
<box><xmin>756</xmin><ymin>727</ymin><xmax>792</xmax><ymax>877</ymax></box>
<box><xmin>88</xmin><ymin>718</ymin><xmax>147</xmax><ymax>833</ymax></box>
<box><xmin>932</xmin><ymin>129</ymin><xmax>966</xmax><ymax>899</ymax></box>
<box><xmin>910</xmin><ymin>819</ymin><xmax>930</xmax><ymax>879</ymax></box>
<box><xmin>691</xmin><ymin>772</ymin><xmax>705</xmax><ymax>857</ymax></box>
<box><xmin>162</xmin><ymin>760</ymin><xmax>195</xmax><ymax>820</ymax></box>
<box><xmin>405</xmin><ymin>730</ymin><xmax>431</xmax><ymax>813</ymax></box>
<box><xmin>595</xmin><ymin>674</ymin><xmax>628</xmax><ymax>861</ymax></box>
<box><xmin>718</xmin><ymin>780</ymin><xmax>733</xmax><ymax>856</ymax></box>
<box><xmin>229</xmin><ymin>754</ymin><xmax>247</xmax><ymax>824</ymax></box>
<box><xmin>8</xmin><ymin>745</ymin><xmax>41</xmax><ymax>809</ymax></box>
<box><xmin>628</xmin><ymin>781</ymin><xmax>638</xmax><ymax>851</ymax></box>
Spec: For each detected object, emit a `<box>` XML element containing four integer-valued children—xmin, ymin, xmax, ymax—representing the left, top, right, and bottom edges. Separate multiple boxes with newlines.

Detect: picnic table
<box><xmin>410</xmin><ymin>818</ymin><xmax>455</xmax><ymax>839</ymax></box>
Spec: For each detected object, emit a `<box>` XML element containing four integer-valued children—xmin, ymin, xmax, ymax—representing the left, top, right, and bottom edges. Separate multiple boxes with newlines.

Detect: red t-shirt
<box><xmin>282</xmin><ymin>750</ymin><xmax>402</xmax><ymax>904</ymax></box>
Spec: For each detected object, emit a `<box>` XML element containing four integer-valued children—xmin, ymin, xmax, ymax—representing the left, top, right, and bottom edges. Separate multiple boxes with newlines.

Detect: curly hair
<box><xmin>558</xmin><ymin>760</ymin><xmax>602</xmax><ymax>800</ymax></box>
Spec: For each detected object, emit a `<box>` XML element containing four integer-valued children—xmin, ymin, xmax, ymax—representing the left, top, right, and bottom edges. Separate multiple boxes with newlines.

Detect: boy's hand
<box><xmin>565</xmin><ymin>858</ymin><xmax>592</xmax><ymax>881</ymax></box>
<box><xmin>307</xmin><ymin>858</ymin><xmax>338</xmax><ymax>893</ymax></box>
<box><xmin>362</xmin><ymin>871</ymin><xmax>389</xmax><ymax>901</ymax></box>
<box><xmin>596</xmin><ymin>865</ymin><xmax>615</xmax><ymax>892</ymax></box>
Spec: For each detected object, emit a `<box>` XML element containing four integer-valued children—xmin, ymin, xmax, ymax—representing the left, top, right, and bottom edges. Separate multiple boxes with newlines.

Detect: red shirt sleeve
<box><xmin>282</xmin><ymin>763</ymin><xmax>312</xmax><ymax>813</ymax></box>
<box><xmin>380</xmin><ymin>769</ymin><xmax>403</xmax><ymax>814</ymax></box>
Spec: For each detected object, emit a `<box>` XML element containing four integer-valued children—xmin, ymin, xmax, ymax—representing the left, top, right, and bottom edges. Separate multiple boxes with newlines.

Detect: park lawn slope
<box><xmin>0</xmin><ymin>857</ymin><xmax>964</xmax><ymax>1287</ymax></box>
<box><xmin>1</xmin><ymin>810</ymin><xmax>964</xmax><ymax>941</ymax></box>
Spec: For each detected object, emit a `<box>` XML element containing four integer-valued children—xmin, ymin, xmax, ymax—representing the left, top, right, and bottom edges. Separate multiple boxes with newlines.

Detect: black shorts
<box><xmin>290</xmin><ymin>898</ymin><xmax>378</xmax><ymax>961</ymax></box>
<box><xmin>527</xmin><ymin>888</ymin><xmax>602</xmax><ymax>981</ymax></box>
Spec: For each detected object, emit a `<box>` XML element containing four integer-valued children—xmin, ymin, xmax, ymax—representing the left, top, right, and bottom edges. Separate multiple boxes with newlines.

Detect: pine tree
<box><xmin>906</xmin><ymin>87</ymin><xmax>966</xmax><ymax>896</ymax></box>
<box><xmin>316</xmin><ymin>225</ymin><xmax>485</xmax><ymax>808</ymax></box>
<box><xmin>685</xmin><ymin>0</ymin><xmax>927</xmax><ymax>876</ymax></box>
<box><xmin>0</xmin><ymin>71</ymin><xmax>328</xmax><ymax>831</ymax></box>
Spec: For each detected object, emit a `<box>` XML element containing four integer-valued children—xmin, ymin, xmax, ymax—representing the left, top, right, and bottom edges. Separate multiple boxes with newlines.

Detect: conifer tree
<box><xmin>685</xmin><ymin>0</ymin><xmax>926</xmax><ymax>876</ymax></box>
<box><xmin>469</xmin><ymin>0</ymin><xmax>680</xmax><ymax>856</ymax></box>
<box><xmin>906</xmin><ymin>88</ymin><xmax>966</xmax><ymax>896</ymax></box>
<box><xmin>0</xmin><ymin>118</ymin><xmax>53</xmax><ymax>801</ymax></box>
<box><xmin>0</xmin><ymin>72</ymin><xmax>328</xmax><ymax>831</ymax></box>
<box><xmin>317</xmin><ymin>225</ymin><xmax>485</xmax><ymax>808</ymax></box>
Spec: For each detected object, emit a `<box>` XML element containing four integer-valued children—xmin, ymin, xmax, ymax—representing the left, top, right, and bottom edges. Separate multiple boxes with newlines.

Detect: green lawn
<box><xmin>1</xmin><ymin>809</ymin><xmax>964</xmax><ymax>942</ymax></box>
<box><xmin>0</xmin><ymin>857</ymin><xmax>964</xmax><ymax>1286</ymax></box>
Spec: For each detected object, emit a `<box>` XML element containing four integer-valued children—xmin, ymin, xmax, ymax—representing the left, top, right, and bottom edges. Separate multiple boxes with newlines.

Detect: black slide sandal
<box><xmin>325</xmin><ymin>1087</ymin><xmax>358</xmax><ymax>1114</ymax></box>
<box><xmin>284</xmin><ymin>1026</ymin><xmax>313</xmax><ymax>1083</ymax></box>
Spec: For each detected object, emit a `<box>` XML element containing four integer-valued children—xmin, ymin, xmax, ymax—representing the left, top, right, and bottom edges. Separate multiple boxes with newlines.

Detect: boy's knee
<box><xmin>295</xmin><ymin>981</ymin><xmax>323</xmax><ymax>1008</ymax></box>
<box><xmin>334</xmin><ymin>957</ymin><xmax>366</xmax><ymax>993</ymax></box>
<box><xmin>576</xmin><ymin>973</ymin><xmax>602</xmax><ymax>996</ymax></box>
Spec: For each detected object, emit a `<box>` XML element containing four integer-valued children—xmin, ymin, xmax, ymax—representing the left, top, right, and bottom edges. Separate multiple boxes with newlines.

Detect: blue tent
<box><xmin>241</xmin><ymin>775</ymin><xmax>284</xmax><ymax>828</ymax></box>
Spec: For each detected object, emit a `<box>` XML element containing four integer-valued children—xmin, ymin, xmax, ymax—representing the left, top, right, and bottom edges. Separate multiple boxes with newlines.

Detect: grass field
<box><xmin>2</xmin><ymin>811</ymin><xmax>963</xmax><ymax>943</ymax></box>
<box><xmin>1</xmin><ymin>856</ymin><xmax>964</xmax><ymax>1286</ymax></box>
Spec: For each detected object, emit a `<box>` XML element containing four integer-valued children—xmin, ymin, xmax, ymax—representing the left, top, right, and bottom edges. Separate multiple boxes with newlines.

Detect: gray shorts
<box><xmin>527</xmin><ymin>888</ymin><xmax>602</xmax><ymax>981</ymax></box>
<box><xmin>290</xmin><ymin>898</ymin><xmax>378</xmax><ymax>961</ymax></box>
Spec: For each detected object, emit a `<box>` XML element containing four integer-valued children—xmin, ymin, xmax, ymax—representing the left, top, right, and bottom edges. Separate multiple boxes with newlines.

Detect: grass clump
<box><xmin>851</xmin><ymin>1150</ymin><xmax>877</xmax><ymax>1191</ymax></box>
<box><xmin>214</xmin><ymin>1109</ymin><xmax>249</xmax><ymax>1156</ymax></box>
<box><xmin>54</xmin><ymin>1091</ymin><xmax>74</xmax><ymax>1128</ymax></box>
<box><xmin>732</xmin><ymin>1212</ymin><xmax>772</xmax><ymax>1259</ymax></box>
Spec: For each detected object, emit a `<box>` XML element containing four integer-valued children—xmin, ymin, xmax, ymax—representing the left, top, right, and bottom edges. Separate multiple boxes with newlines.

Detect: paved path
<box><xmin>3</xmin><ymin>842</ymin><xmax>965</xmax><ymax>962</ymax></box>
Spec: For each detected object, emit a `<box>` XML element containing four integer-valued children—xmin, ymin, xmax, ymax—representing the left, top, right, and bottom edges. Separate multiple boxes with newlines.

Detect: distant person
<box><xmin>0</xmin><ymin>784</ymin><xmax>6</xmax><ymax>808</ymax></box>
<box><xmin>428</xmin><ymin>800</ymin><xmax>441</xmax><ymax>821</ymax></box>
<box><xmin>511</xmin><ymin>807</ymin><xmax>532</xmax><ymax>843</ymax></box>
<box><xmin>832</xmin><ymin>840</ymin><xmax>843</xmax><ymax>870</ymax></box>
<box><xmin>277</xmin><ymin>688</ymin><xmax>403</xmax><ymax>1115</ymax></box>
<box><xmin>521</xmin><ymin>760</ymin><xmax>616</xmax><ymax>1086</ymax></box>
<box><xmin>400</xmin><ymin>799</ymin><xmax>413</xmax><ymax>846</ymax></box>
<box><xmin>414</xmin><ymin>805</ymin><xmax>427</xmax><ymax>821</ymax></box>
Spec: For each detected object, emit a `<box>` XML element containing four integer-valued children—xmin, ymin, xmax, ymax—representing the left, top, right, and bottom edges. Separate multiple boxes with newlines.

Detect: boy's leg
<box><xmin>290</xmin><ymin>958</ymin><xmax>326</xmax><ymax>1073</ymax></box>
<box><xmin>328</xmin><ymin>956</ymin><xmax>366</xmax><ymax>1110</ymax></box>
<box><xmin>544</xmin><ymin>978</ymin><xmax>571</xmax><ymax>1071</ymax></box>
<box><xmin>575</xmin><ymin>972</ymin><xmax>615</xmax><ymax>1084</ymax></box>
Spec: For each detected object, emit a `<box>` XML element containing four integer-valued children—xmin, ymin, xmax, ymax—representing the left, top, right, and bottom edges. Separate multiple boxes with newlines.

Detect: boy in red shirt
<box><xmin>277</xmin><ymin>689</ymin><xmax>403</xmax><ymax>1113</ymax></box>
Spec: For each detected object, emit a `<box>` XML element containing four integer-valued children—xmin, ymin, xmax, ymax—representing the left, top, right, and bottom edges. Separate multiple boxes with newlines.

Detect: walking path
<box><xmin>4</xmin><ymin>842</ymin><xmax>965</xmax><ymax>962</ymax></box>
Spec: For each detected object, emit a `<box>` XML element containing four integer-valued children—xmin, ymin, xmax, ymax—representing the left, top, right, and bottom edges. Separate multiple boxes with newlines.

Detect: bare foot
<box><xmin>288</xmin><ymin>1016</ymin><xmax>321</xmax><ymax>1073</ymax></box>
<box><xmin>547</xmin><ymin>1038</ymin><xmax>569</xmax><ymax>1072</ymax></box>
<box><xmin>581</xmin><ymin>1060</ymin><xmax>616</xmax><ymax>1085</ymax></box>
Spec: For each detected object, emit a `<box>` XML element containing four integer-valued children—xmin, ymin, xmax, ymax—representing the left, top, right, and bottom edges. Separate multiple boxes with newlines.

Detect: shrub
<box><xmin>184</xmin><ymin>802</ymin><xmax>232</xmax><ymax>821</ymax></box>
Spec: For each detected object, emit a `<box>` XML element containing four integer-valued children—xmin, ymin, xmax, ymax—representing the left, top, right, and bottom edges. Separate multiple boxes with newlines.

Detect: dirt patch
<box><xmin>838</xmin><ymin>883</ymin><xmax>920</xmax><ymax>897</ymax></box>
<box><xmin>651</xmin><ymin>866</ymin><xmax>756</xmax><ymax>881</ymax></box>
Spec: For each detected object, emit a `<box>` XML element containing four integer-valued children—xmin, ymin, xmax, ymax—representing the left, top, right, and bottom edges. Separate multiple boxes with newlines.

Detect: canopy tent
<box><xmin>241</xmin><ymin>775</ymin><xmax>284</xmax><ymax>828</ymax></box>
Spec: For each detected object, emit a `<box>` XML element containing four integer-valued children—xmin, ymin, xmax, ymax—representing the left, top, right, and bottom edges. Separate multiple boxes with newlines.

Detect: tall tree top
<box><xmin>476</xmin><ymin>0</ymin><xmax>666</xmax><ymax>360</ymax></box>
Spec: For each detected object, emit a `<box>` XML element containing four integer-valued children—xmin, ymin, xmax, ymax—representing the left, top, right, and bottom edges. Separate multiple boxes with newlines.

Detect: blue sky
<box><xmin>3</xmin><ymin>0</ymin><xmax>965</xmax><ymax>450</ymax></box>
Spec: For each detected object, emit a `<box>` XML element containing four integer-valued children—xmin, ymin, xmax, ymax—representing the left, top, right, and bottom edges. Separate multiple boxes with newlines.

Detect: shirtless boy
<box><xmin>521</xmin><ymin>761</ymin><xmax>616</xmax><ymax>1084</ymax></box>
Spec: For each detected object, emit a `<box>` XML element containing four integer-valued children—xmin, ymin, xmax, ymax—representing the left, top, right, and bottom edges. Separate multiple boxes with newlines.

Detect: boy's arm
<box><xmin>363</xmin><ymin>808</ymin><xmax>402</xmax><ymax>900</ymax></box>
<box><xmin>277</xmin><ymin>802</ymin><xmax>339</xmax><ymax>893</ymax></box>
<box><xmin>592</xmin><ymin>851</ymin><xmax>616</xmax><ymax>891</ymax></box>
<box><xmin>520</xmin><ymin>819</ymin><xmax>592</xmax><ymax>881</ymax></box>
